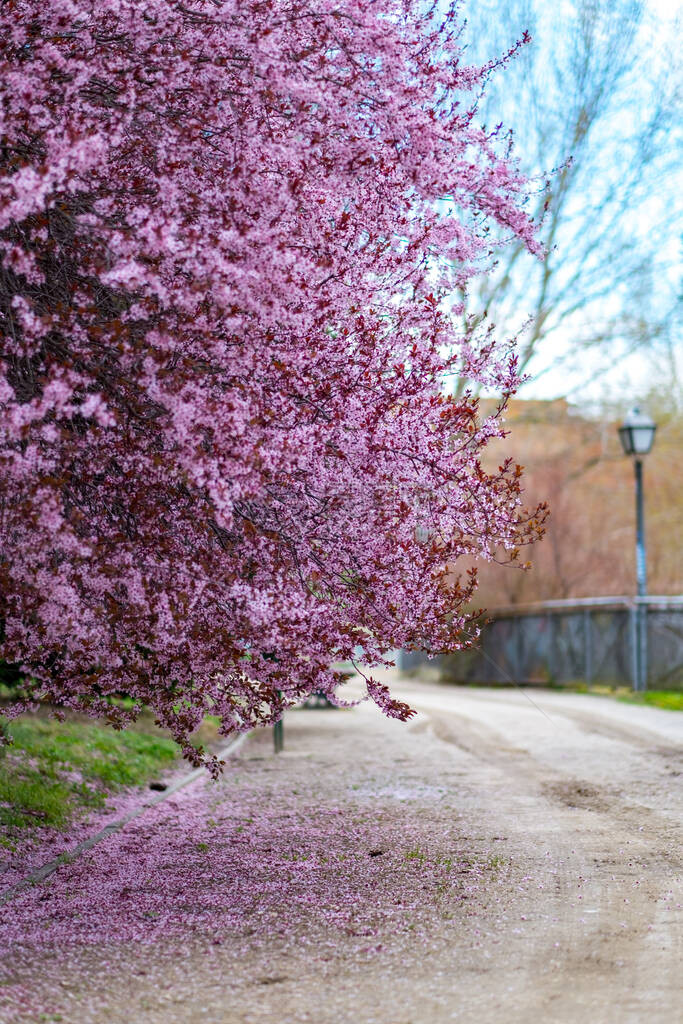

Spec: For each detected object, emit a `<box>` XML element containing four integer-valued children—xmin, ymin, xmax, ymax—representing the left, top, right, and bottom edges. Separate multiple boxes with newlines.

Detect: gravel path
<box><xmin>2</xmin><ymin>673</ymin><xmax>681</xmax><ymax>1024</ymax></box>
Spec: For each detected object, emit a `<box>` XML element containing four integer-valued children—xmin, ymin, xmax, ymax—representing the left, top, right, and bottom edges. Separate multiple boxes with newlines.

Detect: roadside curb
<box><xmin>0</xmin><ymin>731</ymin><xmax>248</xmax><ymax>906</ymax></box>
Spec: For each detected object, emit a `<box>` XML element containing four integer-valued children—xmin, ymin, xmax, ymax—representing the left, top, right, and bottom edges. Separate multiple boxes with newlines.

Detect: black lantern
<box><xmin>618</xmin><ymin>407</ymin><xmax>657</xmax><ymax>456</ymax></box>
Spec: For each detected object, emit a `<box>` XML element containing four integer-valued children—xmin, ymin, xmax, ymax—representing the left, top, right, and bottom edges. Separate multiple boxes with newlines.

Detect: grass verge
<box><xmin>452</xmin><ymin>679</ymin><xmax>683</xmax><ymax>712</ymax></box>
<box><xmin>615</xmin><ymin>689</ymin><xmax>683</xmax><ymax>711</ymax></box>
<box><xmin>556</xmin><ymin>684</ymin><xmax>683</xmax><ymax>711</ymax></box>
<box><xmin>0</xmin><ymin>712</ymin><xmax>181</xmax><ymax>842</ymax></box>
<box><xmin>451</xmin><ymin>678</ymin><xmax>683</xmax><ymax>711</ymax></box>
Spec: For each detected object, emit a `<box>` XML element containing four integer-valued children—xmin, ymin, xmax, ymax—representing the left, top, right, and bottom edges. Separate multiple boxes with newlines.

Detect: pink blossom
<box><xmin>0</xmin><ymin>0</ymin><xmax>545</xmax><ymax>755</ymax></box>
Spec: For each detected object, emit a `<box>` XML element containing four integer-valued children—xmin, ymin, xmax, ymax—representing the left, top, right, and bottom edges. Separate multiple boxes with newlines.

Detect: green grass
<box><xmin>569</xmin><ymin>685</ymin><xmax>683</xmax><ymax>711</ymax></box>
<box><xmin>450</xmin><ymin>679</ymin><xmax>683</xmax><ymax>712</ymax></box>
<box><xmin>0</xmin><ymin>713</ymin><xmax>179</xmax><ymax>835</ymax></box>
<box><xmin>405</xmin><ymin>845</ymin><xmax>428</xmax><ymax>866</ymax></box>
<box><xmin>616</xmin><ymin>690</ymin><xmax>683</xmax><ymax>711</ymax></box>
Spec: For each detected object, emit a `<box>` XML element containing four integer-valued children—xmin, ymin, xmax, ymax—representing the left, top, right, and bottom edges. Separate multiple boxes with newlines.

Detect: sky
<box><xmin>460</xmin><ymin>0</ymin><xmax>682</xmax><ymax>410</ymax></box>
<box><xmin>648</xmin><ymin>0</ymin><xmax>682</xmax><ymax>16</ymax></box>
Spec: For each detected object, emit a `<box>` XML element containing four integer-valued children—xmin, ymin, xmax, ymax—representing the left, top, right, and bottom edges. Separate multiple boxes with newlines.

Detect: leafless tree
<box><xmin>456</xmin><ymin>0</ymin><xmax>682</xmax><ymax>398</ymax></box>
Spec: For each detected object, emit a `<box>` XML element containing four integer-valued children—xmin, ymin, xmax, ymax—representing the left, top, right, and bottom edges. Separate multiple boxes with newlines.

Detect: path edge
<box><xmin>0</xmin><ymin>731</ymin><xmax>249</xmax><ymax>906</ymax></box>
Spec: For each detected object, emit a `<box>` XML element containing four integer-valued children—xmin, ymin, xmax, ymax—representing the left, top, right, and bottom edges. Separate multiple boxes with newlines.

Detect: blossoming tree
<box><xmin>0</xmin><ymin>0</ymin><xmax>545</xmax><ymax>764</ymax></box>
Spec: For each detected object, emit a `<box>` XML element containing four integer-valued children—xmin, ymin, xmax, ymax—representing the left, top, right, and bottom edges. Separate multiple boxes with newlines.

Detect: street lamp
<box><xmin>618</xmin><ymin>407</ymin><xmax>657</xmax><ymax>691</ymax></box>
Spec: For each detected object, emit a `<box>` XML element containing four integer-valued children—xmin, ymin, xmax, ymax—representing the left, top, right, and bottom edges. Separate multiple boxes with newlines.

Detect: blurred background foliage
<box><xmin>473</xmin><ymin>390</ymin><xmax>682</xmax><ymax>605</ymax></box>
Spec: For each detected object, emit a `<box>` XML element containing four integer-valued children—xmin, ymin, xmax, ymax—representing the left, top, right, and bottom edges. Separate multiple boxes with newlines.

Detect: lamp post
<box><xmin>618</xmin><ymin>408</ymin><xmax>657</xmax><ymax>691</ymax></box>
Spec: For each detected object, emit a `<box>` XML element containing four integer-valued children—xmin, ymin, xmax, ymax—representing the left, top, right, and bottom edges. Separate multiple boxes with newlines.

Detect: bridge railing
<box><xmin>398</xmin><ymin>596</ymin><xmax>683</xmax><ymax>690</ymax></box>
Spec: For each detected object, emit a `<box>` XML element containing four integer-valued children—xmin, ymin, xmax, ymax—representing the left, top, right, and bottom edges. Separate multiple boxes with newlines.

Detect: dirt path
<box><xmin>2</xmin><ymin>674</ymin><xmax>681</xmax><ymax>1024</ymax></box>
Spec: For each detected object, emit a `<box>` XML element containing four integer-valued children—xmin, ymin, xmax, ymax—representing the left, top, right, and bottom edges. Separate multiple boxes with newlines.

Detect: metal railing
<box><xmin>398</xmin><ymin>596</ymin><xmax>683</xmax><ymax>690</ymax></box>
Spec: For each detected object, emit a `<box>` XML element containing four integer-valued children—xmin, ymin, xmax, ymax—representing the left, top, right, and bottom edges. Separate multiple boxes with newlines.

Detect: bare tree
<box><xmin>456</xmin><ymin>0</ymin><xmax>682</xmax><ymax>398</ymax></box>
